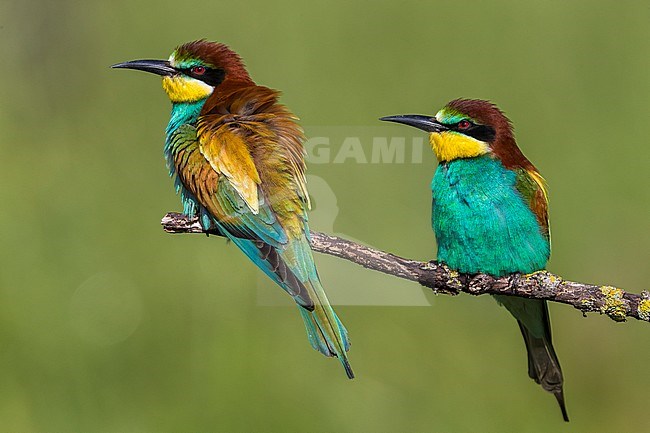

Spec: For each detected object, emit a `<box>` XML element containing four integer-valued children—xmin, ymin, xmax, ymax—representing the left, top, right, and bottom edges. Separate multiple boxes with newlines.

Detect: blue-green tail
<box><xmin>495</xmin><ymin>295</ymin><xmax>568</xmax><ymax>421</ymax></box>
<box><xmin>224</xmin><ymin>232</ymin><xmax>353</xmax><ymax>379</ymax></box>
<box><xmin>298</xmin><ymin>295</ymin><xmax>353</xmax><ymax>379</ymax></box>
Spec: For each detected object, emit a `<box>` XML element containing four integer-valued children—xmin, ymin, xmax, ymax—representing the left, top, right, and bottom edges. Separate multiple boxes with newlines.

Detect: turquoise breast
<box><xmin>164</xmin><ymin>100</ymin><xmax>215</xmax><ymax>229</ymax></box>
<box><xmin>432</xmin><ymin>155</ymin><xmax>549</xmax><ymax>276</ymax></box>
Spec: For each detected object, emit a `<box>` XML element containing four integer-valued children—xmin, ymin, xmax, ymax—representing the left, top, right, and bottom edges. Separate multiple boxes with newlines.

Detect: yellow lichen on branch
<box><xmin>600</xmin><ymin>286</ymin><xmax>627</xmax><ymax>322</ymax></box>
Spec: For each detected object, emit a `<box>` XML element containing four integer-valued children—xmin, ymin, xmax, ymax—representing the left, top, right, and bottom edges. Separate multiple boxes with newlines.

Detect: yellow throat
<box><xmin>162</xmin><ymin>75</ymin><xmax>213</xmax><ymax>103</ymax></box>
<box><xmin>429</xmin><ymin>131</ymin><xmax>490</xmax><ymax>162</ymax></box>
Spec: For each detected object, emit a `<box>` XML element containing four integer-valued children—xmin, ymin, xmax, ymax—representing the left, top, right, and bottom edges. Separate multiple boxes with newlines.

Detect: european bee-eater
<box><xmin>381</xmin><ymin>99</ymin><xmax>568</xmax><ymax>421</ymax></box>
<box><xmin>112</xmin><ymin>40</ymin><xmax>353</xmax><ymax>378</ymax></box>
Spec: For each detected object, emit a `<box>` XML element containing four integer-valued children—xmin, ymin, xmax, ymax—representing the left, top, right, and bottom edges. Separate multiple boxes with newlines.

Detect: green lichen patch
<box><xmin>600</xmin><ymin>286</ymin><xmax>627</xmax><ymax>322</ymax></box>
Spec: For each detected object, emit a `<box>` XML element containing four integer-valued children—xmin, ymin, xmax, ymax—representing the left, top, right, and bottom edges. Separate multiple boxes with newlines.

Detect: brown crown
<box><xmin>447</xmin><ymin>98</ymin><xmax>534</xmax><ymax>170</ymax></box>
<box><xmin>175</xmin><ymin>40</ymin><xmax>252</xmax><ymax>83</ymax></box>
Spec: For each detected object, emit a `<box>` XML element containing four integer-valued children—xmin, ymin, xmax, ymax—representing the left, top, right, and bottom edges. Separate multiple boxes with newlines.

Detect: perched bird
<box><xmin>112</xmin><ymin>40</ymin><xmax>353</xmax><ymax>378</ymax></box>
<box><xmin>381</xmin><ymin>99</ymin><xmax>568</xmax><ymax>421</ymax></box>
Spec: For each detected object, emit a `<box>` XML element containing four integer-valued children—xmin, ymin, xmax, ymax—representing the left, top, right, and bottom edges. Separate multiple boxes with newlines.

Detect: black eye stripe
<box><xmin>181</xmin><ymin>67</ymin><xmax>226</xmax><ymax>87</ymax></box>
<box><xmin>446</xmin><ymin>121</ymin><xmax>496</xmax><ymax>142</ymax></box>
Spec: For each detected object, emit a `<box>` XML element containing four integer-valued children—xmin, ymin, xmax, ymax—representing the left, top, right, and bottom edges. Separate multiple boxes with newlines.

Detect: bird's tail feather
<box><xmin>284</xmin><ymin>238</ymin><xmax>354</xmax><ymax>379</ymax></box>
<box><xmin>518</xmin><ymin>320</ymin><xmax>568</xmax><ymax>422</ymax></box>
<box><xmin>298</xmin><ymin>306</ymin><xmax>353</xmax><ymax>379</ymax></box>
<box><xmin>226</xmin><ymin>234</ymin><xmax>353</xmax><ymax>378</ymax></box>
<box><xmin>495</xmin><ymin>296</ymin><xmax>568</xmax><ymax>422</ymax></box>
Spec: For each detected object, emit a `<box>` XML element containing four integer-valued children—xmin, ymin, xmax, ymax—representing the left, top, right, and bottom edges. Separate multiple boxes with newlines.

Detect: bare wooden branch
<box><xmin>162</xmin><ymin>212</ymin><xmax>650</xmax><ymax>323</ymax></box>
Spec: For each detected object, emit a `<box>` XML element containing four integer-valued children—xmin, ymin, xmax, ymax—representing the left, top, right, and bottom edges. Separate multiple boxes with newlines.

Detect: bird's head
<box><xmin>381</xmin><ymin>99</ymin><xmax>526</xmax><ymax>166</ymax></box>
<box><xmin>112</xmin><ymin>40</ymin><xmax>252</xmax><ymax>103</ymax></box>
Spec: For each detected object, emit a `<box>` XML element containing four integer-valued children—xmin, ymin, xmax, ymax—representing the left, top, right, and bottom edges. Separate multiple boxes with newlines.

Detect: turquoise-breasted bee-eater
<box><xmin>112</xmin><ymin>40</ymin><xmax>353</xmax><ymax>378</ymax></box>
<box><xmin>381</xmin><ymin>99</ymin><xmax>568</xmax><ymax>421</ymax></box>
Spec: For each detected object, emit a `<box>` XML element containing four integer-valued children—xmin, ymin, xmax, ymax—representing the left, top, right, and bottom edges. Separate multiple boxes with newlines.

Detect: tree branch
<box><xmin>161</xmin><ymin>212</ymin><xmax>650</xmax><ymax>323</ymax></box>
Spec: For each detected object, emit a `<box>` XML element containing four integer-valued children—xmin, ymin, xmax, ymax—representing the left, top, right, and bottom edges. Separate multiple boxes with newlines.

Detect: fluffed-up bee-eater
<box><xmin>112</xmin><ymin>40</ymin><xmax>353</xmax><ymax>378</ymax></box>
<box><xmin>381</xmin><ymin>99</ymin><xmax>568</xmax><ymax>421</ymax></box>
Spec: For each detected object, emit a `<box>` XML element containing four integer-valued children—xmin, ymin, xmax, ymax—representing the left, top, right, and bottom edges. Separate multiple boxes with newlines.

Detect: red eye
<box><xmin>191</xmin><ymin>66</ymin><xmax>206</xmax><ymax>75</ymax></box>
<box><xmin>458</xmin><ymin>120</ymin><xmax>471</xmax><ymax>130</ymax></box>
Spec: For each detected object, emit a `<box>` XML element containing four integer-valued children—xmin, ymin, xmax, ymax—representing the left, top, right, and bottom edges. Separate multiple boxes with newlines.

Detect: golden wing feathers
<box><xmin>197</xmin><ymin>123</ymin><xmax>261</xmax><ymax>214</ymax></box>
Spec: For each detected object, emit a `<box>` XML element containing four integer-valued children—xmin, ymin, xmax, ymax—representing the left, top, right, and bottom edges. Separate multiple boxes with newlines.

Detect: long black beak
<box><xmin>111</xmin><ymin>59</ymin><xmax>177</xmax><ymax>77</ymax></box>
<box><xmin>380</xmin><ymin>114</ymin><xmax>449</xmax><ymax>133</ymax></box>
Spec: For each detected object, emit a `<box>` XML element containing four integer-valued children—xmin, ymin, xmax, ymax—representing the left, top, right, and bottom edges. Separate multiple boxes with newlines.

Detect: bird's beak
<box><xmin>379</xmin><ymin>115</ymin><xmax>449</xmax><ymax>133</ymax></box>
<box><xmin>111</xmin><ymin>59</ymin><xmax>177</xmax><ymax>77</ymax></box>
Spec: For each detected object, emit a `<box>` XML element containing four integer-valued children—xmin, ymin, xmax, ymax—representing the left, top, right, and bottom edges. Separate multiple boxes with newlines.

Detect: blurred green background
<box><xmin>1</xmin><ymin>0</ymin><xmax>649</xmax><ymax>431</ymax></box>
